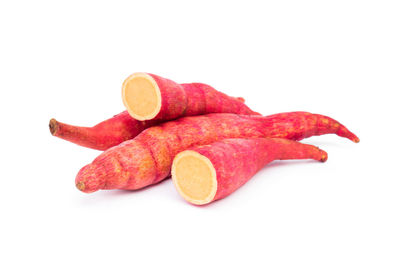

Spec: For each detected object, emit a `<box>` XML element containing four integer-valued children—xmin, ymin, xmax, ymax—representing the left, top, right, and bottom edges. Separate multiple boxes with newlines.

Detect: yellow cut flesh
<box><xmin>122</xmin><ymin>73</ymin><xmax>161</xmax><ymax>120</ymax></box>
<box><xmin>172</xmin><ymin>151</ymin><xmax>217</xmax><ymax>205</ymax></box>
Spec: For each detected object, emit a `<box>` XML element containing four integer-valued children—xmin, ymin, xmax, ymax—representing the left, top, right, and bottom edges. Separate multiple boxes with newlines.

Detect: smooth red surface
<box><xmin>75</xmin><ymin>112</ymin><xmax>359</xmax><ymax>193</ymax></box>
<box><xmin>147</xmin><ymin>73</ymin><xmax>260</xmax><ymax>120</ymax></box>
<box><xmin>50</xmin><ymin>111</ymin><xmax>159</xmax><ymax>150</ymax></box>
<box><xmin>50</xmin><ymin>74</ymin><xmax>258</xmax><ymax>150</ymax></box>
<box><xmin>191</xmin><ymin>138</ymin><xmax>327</xmax><ymax>204</ymax></box>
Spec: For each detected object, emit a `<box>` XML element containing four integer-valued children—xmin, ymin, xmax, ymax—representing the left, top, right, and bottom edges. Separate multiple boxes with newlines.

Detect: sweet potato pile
<box><xmin>50</xmin><ymin>72</ymin><xmax>359</xmax><ymax>205</ymax></box>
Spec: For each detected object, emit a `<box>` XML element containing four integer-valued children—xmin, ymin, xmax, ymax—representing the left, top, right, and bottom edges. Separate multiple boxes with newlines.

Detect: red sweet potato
<box><xmin>50</xmin><ymin>73</ymin><xmax>254</xmax><ymax>150</ymax></box>
<box><xmin>75</xmin><ymin>112</ymin><xmax>358</xmax><ymax>193</ymax></box>
<box><xmin>172</xmin><ymin>138</ymin><xmax>327</xmax><ymax>205</ymax></box>
<box><xmin>49</xmin><ymin>112</ymin><xmax>159</xmax><ymax>150</ymax></box>
<box><xmin>121</xmin><ymin>72</ymin><xmax>259</xmax><ymax>121</ymax></box>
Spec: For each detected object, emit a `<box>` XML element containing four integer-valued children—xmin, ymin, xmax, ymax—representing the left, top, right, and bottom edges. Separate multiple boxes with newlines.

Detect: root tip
<box><xmin>236</xmin><ymin>97</ymin><xmax>245</xmax><ymax>103</ymax></box>
<box><xmin>49</xmin><ymin>118</ymin><xmax>59</xmax><ymax>135</ymax></box>
<box><xmin>76</xmin><ymin>181</ymin><xmax>86</xmax><ymax>191</ymax></box>
<box><xmin>319</xmin><ymin>150</ymin><xmax>328</xmax><ymax>162</ymax></box>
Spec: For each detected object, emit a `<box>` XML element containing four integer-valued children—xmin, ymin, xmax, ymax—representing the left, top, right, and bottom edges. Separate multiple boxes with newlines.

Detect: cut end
<box><xmin>49</xmin><ymin>118</ymin><xmax>59</xmax><ymax>135</ymax></box>
<box><xmin>172</xmin><ymin>150</ymin><xmax>217</xmax><ymax>205</ymax></box>
<box><xmin>122</xmin><ymin>72</ymin><xmax>162</xmax><ymax>121</ymax></box>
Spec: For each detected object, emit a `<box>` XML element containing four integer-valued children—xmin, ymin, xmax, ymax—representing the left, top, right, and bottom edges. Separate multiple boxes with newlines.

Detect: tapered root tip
<box><xmin>236</xmin><ymin>97</ymin><xmax>245</xmax><ymax>103</ymax></box>
<box><xmin>337</xmin><ymin>126</ymin><xmax>360</xmax><ymax>143</ymax></box>
<box><xmin>49</xmin><ymin>118</ymin><xmax>59</xmax><ymax>135</ymax></box>
<box><xmin>320</xmin><ymin>151</ymin><xmax>328</xmax><ymax>162</ymax></box>
<box><xmin>76</xmin><ymin>181</ymin><xmax>86</xmax><ymax>191</ymax></box>
<box><xmin>75</xmin><ymin>164</ymin><xmax>103</xmax><ymax>193</ymax></box>
<box><xmin>347</xmin><ymin>132</ymin><xmax>360</xmax><ymax>143</ymax></box>
<box><xmin>75</xmin><ymin>178</ymin><xmax>99</xmax><ymax>194</ymax></box>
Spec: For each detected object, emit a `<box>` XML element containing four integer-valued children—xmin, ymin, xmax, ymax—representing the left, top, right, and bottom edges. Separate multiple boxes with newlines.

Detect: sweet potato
<box><xmin>50</xmin><ymin>73</ymin><xmax>255</xmax><ymax>150</ymax></box>
<box><xmin>172</xmin><ymin>138</ymin><xmax>327</xmax><ymax>205</ymax></box>
<box><xmin>121</xmin><ymin>72</ymin><xmax>259</xmax><ymax>120</ymax></box>
<box><xmin>75</xmin><ymin>112</ymin><xmax>358</xmax><ymax>193</ymax></box>
<box><xmin>49</xmin><ymin>112</ymin><xmax>159</xmax><ymax>150</ymax></box>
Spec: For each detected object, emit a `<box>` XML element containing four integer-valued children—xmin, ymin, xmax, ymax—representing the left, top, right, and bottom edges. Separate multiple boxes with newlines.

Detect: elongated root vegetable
<box><xmin>121</xmin><ymin>72</ymin><xmax>259</xmax><ymax>121</ymax></box>
<box><xmin>75</xmin><ymin>112</ymin><xmax>358</xmax><ymax>193</ymax></box>
<box><xmin>49</xmin><ymin>111</ymin><xmax>159</xmax><ymax>150</ymax></box>
<box><xmin>172</xmin><ymin>138</ymin><xmax>327</xmax><ymax>205</ymax></box>
<box><xmin>50</xmin><ymin>79</ymin><xmax>252</xmax><ymax>150</ymax></box>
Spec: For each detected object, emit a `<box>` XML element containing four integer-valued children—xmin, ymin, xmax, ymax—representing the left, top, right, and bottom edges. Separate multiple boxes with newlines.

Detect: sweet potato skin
<box><xmin>146</xmin><ymin>73</ymin><xmax>260</xmax><ymax>120</ymax></box>
<box><xmin>75</xmin><ymin>112</ymin><xmax>358</xmax><ymax>193</ymax></box>
<box><xmin>185</xmin><ymin>138</ymin><xmax>327</xmax><ymax>204</ymax></box>
<box><xmin>50</xmin><ymin>74</ymin><xmax>256</xmax><ymax>150</ymax></box>
<box><xmin>49</xmin><ymin>111</ymin><xmax>159</xmax><ymax>150</ymax></box>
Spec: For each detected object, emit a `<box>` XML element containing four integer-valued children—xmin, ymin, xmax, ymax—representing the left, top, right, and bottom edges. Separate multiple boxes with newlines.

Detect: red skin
<box><xmin>75</xmin><ymin>112</ymin><xmax>359</xmax><ymax>193</ymax></box>
<box><xmin>187</xmin><ymin>138</ymin><xmax>328</xmax><ymax>204</ymax></box>
<box><xmin>50</xmin><ymin>78</ymin><xmax>254</xmax><ymax>150</ymax></box>
<box><xmin>145</xmin><ymin>73</ymin><xmax>259</xmax><ymax>120</ymax></box>
<box><xmin>49</xmin><ymin>111</ymin><xmax>159</xmax><ymax>150</ymax></box>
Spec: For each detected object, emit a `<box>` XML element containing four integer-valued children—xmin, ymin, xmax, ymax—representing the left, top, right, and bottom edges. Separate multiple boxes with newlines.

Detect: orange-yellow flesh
<box><xmin>172</xmin><ymin>151</ymin><xmax>217</xmax><ymax>205</ymax></box>
<box><xmin>122</xmin><ymin>74</ymin><xmax>161</xmax><ymax>120</ymax></box>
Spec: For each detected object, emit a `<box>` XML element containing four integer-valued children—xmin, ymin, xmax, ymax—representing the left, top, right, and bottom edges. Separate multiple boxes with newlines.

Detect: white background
<box><xmin>1</xmin><ymin>0</ymin><xmax>399</xmax><ymax>266</ymax></box>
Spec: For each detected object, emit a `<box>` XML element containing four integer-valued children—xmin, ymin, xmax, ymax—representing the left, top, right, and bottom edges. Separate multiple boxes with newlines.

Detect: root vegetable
<box><xmin>121</xmin><ymin>72</ymin><xmax>259</xmax><ymax>121</ymax></box>
<box><xmin>50</xmin><ymin>77</ymin><xmax>253</xmax><ymax>150</ymax></box>
<box><xmin>49</xmin><ymin>112</ymin><xmax>159</xmax><ymax>150</ymax></box>
<box><xmin>75</xmin><ymin>112</ymin><xmax>358</xmax><ymax>193</ymax></box>
<box><xmin>172</xmin><ymin>138</ymin><xmax>327</xmax><ymax>205</ymax></box>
